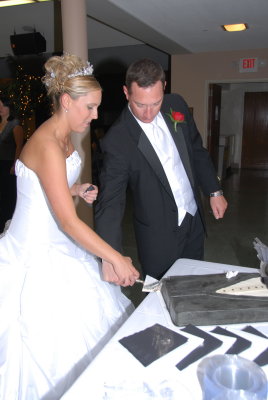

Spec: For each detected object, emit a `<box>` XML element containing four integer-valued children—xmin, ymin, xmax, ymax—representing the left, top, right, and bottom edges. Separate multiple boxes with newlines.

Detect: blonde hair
<box><xmin>42</xmin><ymin>53</ymin><xmax>101</xmax><ymax>110</ymax></box>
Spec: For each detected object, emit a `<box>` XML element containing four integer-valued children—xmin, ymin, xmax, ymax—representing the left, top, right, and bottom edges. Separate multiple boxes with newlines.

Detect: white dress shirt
<box><xmin>135</xmin><ymin>112</ymin><xmax>197</xmax><ymax>225</ymax></box>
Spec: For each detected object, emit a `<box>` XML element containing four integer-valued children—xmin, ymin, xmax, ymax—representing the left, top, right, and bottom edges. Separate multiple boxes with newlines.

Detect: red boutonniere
<box><xmin>166</xmin><ymin>108</ymin><xmax>185</xmax><ymax>132</ymax></box>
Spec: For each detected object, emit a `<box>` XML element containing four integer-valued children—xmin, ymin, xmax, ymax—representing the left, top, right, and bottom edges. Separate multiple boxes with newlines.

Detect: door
<box><xmin>207</xmin><ymin>84</ymin><xmax>222</xmax><ymax>171</ymax></box>
<box><xmin>242</xmin><ymin>92</ymin><xmax>268</xmax><ymax>169</ymax></box>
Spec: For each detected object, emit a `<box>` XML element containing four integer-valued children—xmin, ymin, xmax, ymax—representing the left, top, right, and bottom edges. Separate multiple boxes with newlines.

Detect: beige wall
<box><xmin>171</xmin><ymin>48</ymin><xmax>268</xmax><ymax>145</ymax></box>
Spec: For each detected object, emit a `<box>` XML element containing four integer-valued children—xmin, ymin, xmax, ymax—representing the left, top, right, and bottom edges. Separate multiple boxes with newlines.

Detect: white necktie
<box><xmin>152</xmin><ymin>121</ymin><xmax>172</xmax><ymax>162</ymax></box>
<box><xmin>151</xmin><ymin>119</ymin><xmax>197</xmax><ymax>225</ymax></box>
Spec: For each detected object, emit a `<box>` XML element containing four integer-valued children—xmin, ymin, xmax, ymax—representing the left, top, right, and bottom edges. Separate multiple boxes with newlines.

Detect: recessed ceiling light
<box><xmin>0</xmin><ymin>0</ymin><xmax>51</xmax><ymax>7</ymax></box>
<box><xmin>222</xmin><ymin>23</ymin><xmax>248</xmax><ymax>32</ymax></box>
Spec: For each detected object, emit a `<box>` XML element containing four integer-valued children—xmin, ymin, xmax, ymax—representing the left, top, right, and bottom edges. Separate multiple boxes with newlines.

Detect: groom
<box><xmin>95</xmin><ymin>58</ymin><xmax>227</xmax><ymax>279</ymax></box>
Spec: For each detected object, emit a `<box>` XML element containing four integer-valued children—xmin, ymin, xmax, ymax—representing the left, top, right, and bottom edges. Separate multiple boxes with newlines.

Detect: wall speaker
<box><xmin>10</xmin><ymin>32</ymin><xmax>46</xmax><ymax>56</ymax></box>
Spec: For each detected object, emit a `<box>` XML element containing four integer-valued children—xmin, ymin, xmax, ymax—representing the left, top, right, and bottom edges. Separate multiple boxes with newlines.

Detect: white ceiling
<box><xmin>1</xmin><ymin>0</ymin><xmax>268</xmax><ymax>58</ymax></box>
<box><xmin>86</xmin><ymin>0</ymin><xmax>268</xmax><ymax>54</ymax></box>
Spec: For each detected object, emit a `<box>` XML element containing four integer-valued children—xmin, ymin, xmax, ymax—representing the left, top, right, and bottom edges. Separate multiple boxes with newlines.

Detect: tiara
<box><xmin>67</xmin><ymin>61</ymin><xmax>94</xmax><ymax>78</ymax></box>
<box><xmin>48</xmin><ymin>62</ymin><xmax>94</xmax><ymax>81</ymax></box>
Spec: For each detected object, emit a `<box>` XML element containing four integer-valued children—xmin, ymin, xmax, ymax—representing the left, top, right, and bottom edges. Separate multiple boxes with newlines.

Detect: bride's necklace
<box><xmin>64</xmin><ymin>139</ymin><xmax>71</xmax><ymax>156</ymax></box>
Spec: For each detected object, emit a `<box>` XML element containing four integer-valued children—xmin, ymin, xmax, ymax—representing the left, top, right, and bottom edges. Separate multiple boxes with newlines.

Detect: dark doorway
<box><xmin>242</xmin><ymin>91</ymin><xmax>268</xmax><ymax>169</ymax></box>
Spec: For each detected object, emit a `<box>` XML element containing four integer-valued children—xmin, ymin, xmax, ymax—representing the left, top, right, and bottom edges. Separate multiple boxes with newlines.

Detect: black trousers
<box><xmin>161</xmin><ymin>211</ymin><xmax>205</xmax><ymax>279</ymax></box>
<box><xmin>0</xmin><ymin>160</ymin><xmax>17</xmax><ymax>233</ymax></box>
<box><xmin>140</xmin><ymin>211</ymin><xmax>205</xmax><ymax>280</ymax></box>
<box><xmin>176</xmin><ymin>210</ymin><xmax>205</xmax><ymax>261</ymax></box>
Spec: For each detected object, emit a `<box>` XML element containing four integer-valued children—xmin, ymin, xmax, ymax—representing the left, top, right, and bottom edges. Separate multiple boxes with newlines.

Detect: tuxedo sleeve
<box><xmin>187</xmin><ymin>110</ymin><xmax>221</xmax><ymax>195</ymax></box>
<box><xmin>94</xmin><ymin>129</ymin><xmax>129</xmax><ymax>253</ymax></box>
<box><xmin>170</xmin><ymin>94</ymin><xmax>221</xmax><ymax>195</ymax></box>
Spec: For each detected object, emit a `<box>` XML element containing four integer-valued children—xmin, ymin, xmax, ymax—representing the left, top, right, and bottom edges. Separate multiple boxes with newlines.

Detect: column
<box><xmin>61</xmin><ymin>0</ymin><xmax>93</xmax><ymax>226</ymax></box>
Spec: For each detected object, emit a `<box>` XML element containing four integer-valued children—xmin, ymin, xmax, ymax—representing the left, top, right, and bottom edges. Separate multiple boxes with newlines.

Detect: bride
<box><xmin>0</xmin><ymin>53</ymin><xmax>140</xmax><ymax>400</ymax></box>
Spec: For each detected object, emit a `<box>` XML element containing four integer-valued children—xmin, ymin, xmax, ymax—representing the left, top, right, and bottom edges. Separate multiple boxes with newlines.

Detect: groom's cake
<box><xmin>160</xmin><ymin>272</ymin><xmax>268</xmax><ymax>326</ymax></box>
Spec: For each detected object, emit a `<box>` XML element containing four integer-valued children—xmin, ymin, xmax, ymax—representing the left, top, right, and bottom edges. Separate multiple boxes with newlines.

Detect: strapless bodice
<box><xmin>6</xmin><ymin>151</ymin><xmax>81</xmax><ymax>260</ymax></box>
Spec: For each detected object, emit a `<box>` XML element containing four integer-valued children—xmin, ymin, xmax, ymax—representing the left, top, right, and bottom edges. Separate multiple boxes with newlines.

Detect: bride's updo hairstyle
<box><xmin>42</xmin><ymin>53</ymin><xmax>101</xmax><ymax>111</ymax></box>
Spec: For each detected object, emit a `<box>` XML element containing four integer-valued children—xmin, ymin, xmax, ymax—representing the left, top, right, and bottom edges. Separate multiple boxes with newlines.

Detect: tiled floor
<box><xmin>122</xmin><ymin>168</ymin><xmax>268</xmax><ymax>307</ymax></box>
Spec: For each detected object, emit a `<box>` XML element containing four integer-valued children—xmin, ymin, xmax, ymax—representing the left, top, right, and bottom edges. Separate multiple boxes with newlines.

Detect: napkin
<box><xmin>242</xmin><ymin>325</ymin><xmax>268</xmax><ymax>367</ymax></box>
<box><xmin>253</xmin><ymin>237</ymin><xmax>268</xmax><ymax>264</ymax></box>
<box><xmin>253</xmin><ymin>237</ymin><xmax>268</xmax><ymax>286</ymax></box>
<box><xmin>176</xmin><ymin>325</ymin><xmax>223</xmax><ymax>371</ymax></box>
<box><xmin>119</xmin><ymin>323</ymin><xmax>188</xmax><ymax>367</ymax></box>
<box><xmin>210</xmin><ymin>326</ymin><xmax>251</xmax><ymax>354</ymax></box>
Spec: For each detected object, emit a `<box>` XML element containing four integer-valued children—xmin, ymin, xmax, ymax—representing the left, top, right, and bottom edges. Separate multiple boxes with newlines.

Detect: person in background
<box><xmin>0</xmin><ymin>53</ymin><xmax>139</xmax><ymax>400</ymax></box>
<box><xmin>95</xmin><ymin>58</ymin><xmax>227</xmax><ymax>280</ymax></box>
<box><xmin>0</xmin><ymin>96</ymin><xmax>24</xmax><ymax>232</ymax></box>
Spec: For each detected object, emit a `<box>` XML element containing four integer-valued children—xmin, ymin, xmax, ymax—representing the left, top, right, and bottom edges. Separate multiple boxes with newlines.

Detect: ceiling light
<box><xmin>222</xmin><ymin>23</ymin><xmax>248</xmax><ymax>32</ymax></box>
<box><xmin>0</xmin><ymin>0</ymin><xmax>51</xmax><ymax>7</ymax></box>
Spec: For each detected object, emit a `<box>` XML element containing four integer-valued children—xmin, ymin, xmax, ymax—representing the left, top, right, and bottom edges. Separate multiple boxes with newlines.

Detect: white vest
<box><xmin>137</xmin><ymin>112</ymin><xmax>197</xmax><ymax>225</ymax></box>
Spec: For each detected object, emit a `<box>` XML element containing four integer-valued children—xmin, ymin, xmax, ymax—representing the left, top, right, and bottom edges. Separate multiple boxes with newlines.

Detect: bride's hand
<box><xmin>102</xmin><ymin>258</ymin><xmax>139</xmax><ymax>286</ymax></box>
<box><xmin>78</xmin><ymin>183</ymin><xmax>98</xmax><ymax>204</ymax></box>
<box><xmin>102</xmin><ymin>260</ymin><xmax>119</xmax><ymax>283</ymax></box>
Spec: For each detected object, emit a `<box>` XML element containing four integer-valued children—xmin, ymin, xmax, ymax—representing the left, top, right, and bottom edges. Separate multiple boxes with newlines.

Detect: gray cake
<box><xmin>161</xmin><ymin>273</ymin><xmax>268</xmax><ymax>326</ymax></box>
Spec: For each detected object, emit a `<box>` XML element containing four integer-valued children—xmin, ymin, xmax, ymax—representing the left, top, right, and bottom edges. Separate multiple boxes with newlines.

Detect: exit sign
<box><xmin>239</xmin><ymin>57</ymin><xmax>258</xmax><ymax>73</ymax></box>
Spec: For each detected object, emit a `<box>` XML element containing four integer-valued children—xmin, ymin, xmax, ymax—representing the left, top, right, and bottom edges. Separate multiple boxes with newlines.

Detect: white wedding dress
<box><xmin>0</xmin><ymin>151</ymin><xmax>134</xmax><ymax>400</ymax></box>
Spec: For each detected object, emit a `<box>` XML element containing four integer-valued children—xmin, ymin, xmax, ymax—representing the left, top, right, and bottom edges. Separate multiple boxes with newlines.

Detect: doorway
<box><xmin>241</xmin><ymin>91</ymin><xmax>268</xmax><ymax>169</ymax></box>
<box><xmin>207</xmin><ymin>81</ymin><xmax>268</xmax><ymax>175</ymax></box>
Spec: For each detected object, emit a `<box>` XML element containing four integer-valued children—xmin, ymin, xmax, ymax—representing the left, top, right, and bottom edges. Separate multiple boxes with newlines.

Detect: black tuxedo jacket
<box><xmin>95</xmin><ymin>93</ymin><xmax>221</xmax><ymax>275</ymax></box>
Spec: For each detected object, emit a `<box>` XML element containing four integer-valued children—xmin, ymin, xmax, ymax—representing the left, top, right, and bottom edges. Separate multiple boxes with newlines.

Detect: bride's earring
<box><xmin>61</xmin><ymin>93</ymin><xmax>70</xmax><ymax>114</ymax></box>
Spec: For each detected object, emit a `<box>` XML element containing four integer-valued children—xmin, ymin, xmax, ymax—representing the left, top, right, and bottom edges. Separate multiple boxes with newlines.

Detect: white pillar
<box><xmin>61</xmin><ymin>0</ymin><xmax>93</xmax><ymax>226</ymax></box>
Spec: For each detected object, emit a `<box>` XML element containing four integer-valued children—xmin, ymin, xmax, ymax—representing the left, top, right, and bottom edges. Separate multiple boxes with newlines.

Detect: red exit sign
<box><xmin>239</xmin><ymin>57</ymin><xmax>258</xmax><ymax>72</ymax></box>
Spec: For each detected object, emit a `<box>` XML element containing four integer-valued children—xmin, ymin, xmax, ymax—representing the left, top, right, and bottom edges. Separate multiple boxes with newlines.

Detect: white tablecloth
<box><xmin>62</xmin><ymin>259</ymin><xmax>268</xmax><ymax>400</ymax></box>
